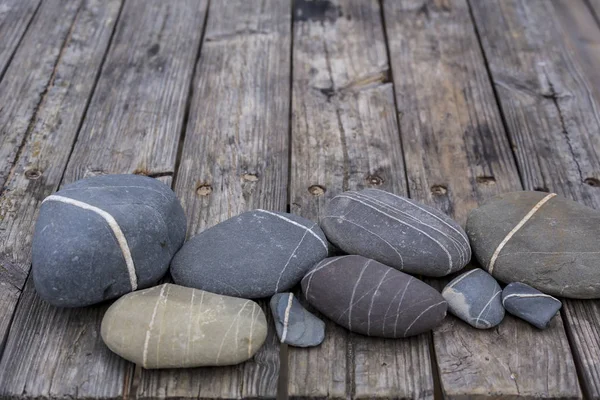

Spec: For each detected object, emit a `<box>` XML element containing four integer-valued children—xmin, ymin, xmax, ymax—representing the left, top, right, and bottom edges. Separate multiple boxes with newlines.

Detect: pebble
<box><xmin>502</xmin><ymin>282</ymin><xmax>562</xmax><ymax>329</ymax></box>
<box><xmin>301</xmin><ymin>255</ymin><xmax>447</xmax><ymax>338</ymax></box>
<box><xmin>467</xmin><ymin>191</ymin><xmax>600</xmax><ymax>299</ymax></box>
<box><xmin>101</xmin><ymin>283</ymin><xmax>267</xmax><ymax>368</ymax></box>
<box><xmin>270</xmin><ymin>293</ymin><xmax>325</xmax><ymax>347</ymax></box>
<box><xmin>320</xmin><ymin>189</ymin><xmax>470</xmax><ymax>277</ymax></box>
<box><xmin>171</xmin><ymin>210</ymin><xmax>328</xmax><ymax>298</ymax></box>
<box><xmin>442</xmin><ymin>268</ymin><xmax>505</xmax><ymax>329</ymax></box>
<box><xmin>32</xmin><ymin>174</ymin><xmax>187</xmax><ymax>307</ymax></box>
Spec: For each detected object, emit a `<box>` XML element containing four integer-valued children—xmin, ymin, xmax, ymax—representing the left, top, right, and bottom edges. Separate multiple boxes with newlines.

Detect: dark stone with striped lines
<box><xmin>502</xmin><ymin>282</ymin><xmax>562</xmax><ymax>329</ymax></box>
<box><xmin>442</xmin><ymin>268</ymin><xmax>504</xmax><ymax>329</ymax></box>
<box><xmin>171</xmin><ymin>210</ymin><xmax>329</xmax><ymax>298</ymax></box>
<box><xmin>467</xmin><ymin>191</ymin><xmax>600</xmax><ymax>299</ymax></box>
<box><xmin>301</xmin><ymin>255</ymin><xmax>447</xmax><ymax>338</ymax></box>
<box><xmin>270</xmin><ymin>293</ymin><xmax>325</xmax><ymax>347</ymax></box>
<box><xmin>320</xmin><ymin>189</ymin><xmax>470</xmax><ymax>277</ymax></box>
<box><xmin>32</xmin><ymin>174</ymin><xmax>187</xmax><ymax>307</ymax></box>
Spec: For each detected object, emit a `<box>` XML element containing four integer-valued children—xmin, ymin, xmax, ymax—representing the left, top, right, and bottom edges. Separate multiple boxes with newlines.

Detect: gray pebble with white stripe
<box><xmin>171</xmin><ymin>210</ymin><xmax>328</xmax><ymax>298</ymax></box>
<box><xmin>442</xmin><ymin>268</ymin><xmax>505</xmax><ymax>329</ymax></box>
<box><xmin>301</xmin><ymin>255</ymin><xmax>447</xmax><ymax>338</ymax></box>
<box><xmin>32</xmin><ymin>174</ymin><xmax>187</xmax><ymax>307</ymax></box>
<box><xmin>502</xmin><ymin>282</ymin><xmax>562</xmax><ymax>329</ymax></box>
<box><xmin>320</xmin><ymin>189</ymin><xmax>470</xmax><ymax>277</ymax></box>
<box><xmin>270</xmin><ymin>293</ymin><xmax>325</xmax><ymax>347</ymax></box>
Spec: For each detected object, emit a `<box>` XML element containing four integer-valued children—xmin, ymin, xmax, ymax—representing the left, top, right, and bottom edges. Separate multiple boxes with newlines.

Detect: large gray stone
<box><xmin>32</xmin><ymin>174</ymin><xmax>186</xmax><ymax>307</ymax></box>
<box><xmin>270</xmin><ymin>293</ymin><xmax>325</xmax><ymax>347</ymax></box>
<box><xmin>171</xmin><ymin>210</ymin><xmax>328</xmax><ymax>298</ymax></box>
<box><xmin>502</xmin><ymin>282</ymin><xmax>562</xmax><ymax>329</ymax></box>
<box><xmin>320</xmin><ymin>189</ymin><xmax>470</xmax><ymax>277</ymax></box>
<box><xmin>467</xmin><ymin>191</ymin><xmax>600</xmax><ymax>299</ymax></box>
<box><xmin>101</xmin><ymin>283</ymin><xmax>267</xmax><ymax>368</ymax></box>
<box><xmin>442</xmin><ymin>268</ymin><xmax>505</xmax><ymax>329</ymax></box>
<box><xmin>301</xmin><ymin>255</ymin><xmax>447</xmax><ymax>338</ymax></box>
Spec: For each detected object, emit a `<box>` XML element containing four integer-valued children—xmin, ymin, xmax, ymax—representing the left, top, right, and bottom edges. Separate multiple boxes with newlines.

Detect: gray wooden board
<box><xmin>0</xmin><ymin>0</ymin><xmax>121</xmax><ymax>354</ymax></box>
<box><xmin>470</xmin><ymin>0</ymin><xmax>600</xmax><ymax>397</ymax></box>
<box><xmin>384</xmin><ymin>0</ymin><xmax>581</xmax><ymax>398</ymax></box>
<box><xmin>136</xmin><ymin>0</ymin><xmax>291</xmax><ymax>398</ymax></box>
<box><xmin>0</xmin><ymin>0</ymin><xmax>206</xmax><ymax>398</ymax></box>
<box><xmin>289</xmin><ymin>0</ymin><xmax>434</xmax><ymax>398</ymax></box>
<box><xmin>0</xmin><ymin>0</ymin><xmax>40</xmax><ymax>80</ymax></box>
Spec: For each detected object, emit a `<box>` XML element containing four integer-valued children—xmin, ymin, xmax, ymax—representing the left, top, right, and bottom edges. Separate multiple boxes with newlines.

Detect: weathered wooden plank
<box><xmin>471</xmin><ymin>0</ymin><xmax>600</xmax><ymax>397</ymax></box>
<box><xmin>136</xmin><ymin>0</ymin><xmax>291</xmax><ymax>398</ymax></box>
<box><xmin>384</xmin><ymin>0</ymin><xmax>581</xmax><ymax>398</ymax></box>
<box><xmin>586</xmin><ymin>0</ymin><xmax>600</xmax><ymax>25</ymax></box>
<box><xmin>289</xmin><ymin>0</ymin><xmax>434</xmax><ymax>398</ymax></box>
<box><xmin>0</xmin><ymin>0</ymin><xmax>40</xmax><ymax>80</ymax></box>
<box><xmin>0</xmin><ymin>1</ymin><xmax>206</xmax><ymax>398</ymax></box>
<box><xmin>0</xmin><ymin>0</ymin><xmax>121</xmax><ymax>353</ymax></box>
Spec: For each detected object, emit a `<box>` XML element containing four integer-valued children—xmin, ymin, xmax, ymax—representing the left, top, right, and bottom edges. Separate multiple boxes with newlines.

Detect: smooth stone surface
<box><xmin>171</xmin><ymin>210</ymin><xmax>328</xmax><ymax>298</ymax></box>
<box><xmin>320</xmin><ymin>188</ymin><xmax>470</xmax><ymax>277</ymax></box>
<box><xmin>442</xmin><ymin>268</ymin><xmax>505</xmax><ymax>329</ymax></box>
<box><xmin>270</xmin><ymin>293</ymin><xmax>325</xmax><ymax>347</ymax></box>
<box><xmin>467</xmin><ymin>191</ymin><xmax>600</xmax><ymax>299</ymax></box>
<box><xmin>32</xmin><ymin>174</ymin><xmax>186</xmax><ymax>307</ymax></box>
<box><xmin>502</xmin><ymin>282</ymin><xmax>562</xmax><ymax>329</ymax></box>
<box><xmin>101</xmin><ymin>283</ymin><xmax>267</xmax><ymax>368</ymax></box>
<box><xmin>301</xmin><ymin>255</ymin><xmax>447</xmax><ymax>338</ymax></box>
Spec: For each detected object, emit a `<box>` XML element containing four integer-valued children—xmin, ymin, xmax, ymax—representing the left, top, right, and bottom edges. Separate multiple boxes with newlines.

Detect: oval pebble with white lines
<box><xmin>171</xmin><ymin>210</ymin><xmax>328</xmax><ymax>298</ymax></box>
<box><xmin>320</xmin><ymin>189</ymin><xmax>470</xmax><ymax>277</ymax></box>
<box><xmin>442</xmin><ymin>268</ymin><xmax>505</xmax><ymax>329</ymax></box>
<box><xmin>101</xmin><ymin>283</ymin><xmax>267</xmax><ymax>368</ymax></box>
<box><xmin>301</xmin><ymin>255</ymin><xmax>447</xmax><ymax>338</ymax></box>
<box><xmin>502</xmin><ymin>282</ymin><xmax>562</xmax><ymax>329</ymax></box>
<box><xmin>32</xmin><ymin>174</ymin><xmax>187</xmax><ymax>307</ymax></box>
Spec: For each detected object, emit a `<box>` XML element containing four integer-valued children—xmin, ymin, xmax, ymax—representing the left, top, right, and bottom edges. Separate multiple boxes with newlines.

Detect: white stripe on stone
<box><xmin>256</xmin><ymin>209</ymin><xmax>328</xmax><ymax>251</ymax></box>
<box><xmin>281</xmin><ymin>293</ymin><xmax>294</xmax><ymax>343</ymax></box>
<box><xmin>487</xmin><ymin>193</ymin><xmax>556</xmax><ymax>274</ymax></box>
<box><xmin>303</xmin><ymin>257</ymin><xmax>343</xmax><ymax>294</ymax></box>
<box><xmin>43</xmin><ymin>194</ymin><xmax>138</xmax><ymax>291</ymax></box>
<box><xmin>443</xmin><ymin>269</ymin><xmax>479</xmax><ymax>292</ymax></box>
<box><xmin>403</xmin><ymin>301</ymin><xmax>446</xmax><ymax>337</ymax></box>
<box><xmin>143</xmin><ymin>284</ymin><xmax>167</xmax><ymax>368</ymax></box>
<box><xmin>502</xmin><ymin>293</ymin><xmax>558</xmax><ymax>306</ymax></box>
<box><xmin>475</xmin><ymin>289</ymin><xmax>502</xmax><ymax>328</ymax></box>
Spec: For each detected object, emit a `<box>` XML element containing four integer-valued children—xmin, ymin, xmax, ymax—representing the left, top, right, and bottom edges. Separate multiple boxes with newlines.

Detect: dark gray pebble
<box><xmin>502</xmin><ymin>282</ymin><xmax>562</xmax><ymax>329</ymax></box>
<box><xmin>270</xmin><ymin>293</ymin><xmax>325</xmax><ymax>347</ymax></box>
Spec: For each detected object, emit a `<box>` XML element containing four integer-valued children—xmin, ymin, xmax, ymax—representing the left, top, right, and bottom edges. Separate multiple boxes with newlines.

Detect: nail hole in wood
<box><xmin>476</xmin><ymin>176</ymin><xmax>496</xmax><ymax>185</ymax></box>
<box><xmin>308</xmin><ymin>185</ymin><xmax>326</xmax><ymax>196</ymax></box>
<box><xmin>242</xmin><ymin>173</ymin><xmax>259</xmax><ymax>182</ymax></box>
<box><xmin>430</xmin><ymin>185</ymin><xmax>447</xmax><ymax>195</ymax></box>
<box><xmin>367</xmin><ymin>174</ymin><xmax>384</xmax><ymax>186</ymax></box>
<box><xmin>534</xmin><ymin>186</ymin><xmax>549</xmax><ymax>192</ymax></box>
<box><xmin>24</xmin><ymin>169</ymin><xmax>42</xmax><ymax>180</ymax></box>
<box><xmin>196</xmin><ymin>184</ymin><xmax>213</xmax><ymax>196</ymax></box>
<box><xmin>584</xmin><ymin>177</ymin><xmax>600</xmax><ymax>187</ymax></box>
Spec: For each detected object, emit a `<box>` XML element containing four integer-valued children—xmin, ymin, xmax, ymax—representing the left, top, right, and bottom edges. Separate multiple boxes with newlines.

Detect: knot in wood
<box><xmin>308</xmin><ymin>185</ymin><xmax>326</xmax><ymax>196</ymax></box>
<box><xmin>584</xmin><ymin>177</ymin><xmax>600</xmax><ymax>187</ymax></box>
<box><xmin>367</xmin><ymin>175</ymin><xmax>384</xmax><ymax>186</ymax></box>
<box><xmin>24</xmin><ymin>169</ymin><xmax>42</xmax><ymax>180</ymax></box>
<box><xmin>196</xmin><ymin>184</ymin><xmax>213</xmax><ymax>196</ymax></box>
<box><xmin>430</xmin><ymin>185</ymin><xmax>447</xmax><ymax>196</ymax></box>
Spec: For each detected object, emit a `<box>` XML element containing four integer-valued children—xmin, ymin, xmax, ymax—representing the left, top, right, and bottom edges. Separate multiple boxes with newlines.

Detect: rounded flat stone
<box><xmin>442</xmin><ymin>268</ymin><xmax>505</xmax><ymax>329</ymax></box>
<box><xmin>270</xmin><ymin>293</ymin><xmax>325</xmax><ymax>347</ymax></box>
<box><xmin>171</xmin><ymin>210</ymin><xmax>328</xmax><ymax>298</ymax></box>
<box><xmin>502</xmin><ymin>282</ymin><xmax>562</xmax><ymax>329</ymax></box>
<box><xmin>301</xmin><ymin>255</ymin><xmax>447</xmax><ymax>338</ymax></box>
<box><xmin>320</xmin><ymin>189</ymin><xmax>470</xmax><ymax>277</ymax></box>
<box><xmin>32</xmin><ymin>174</ymin><xmax>187</xmax><ymax>307</ymax></box>
<box><xmin>101</xmin><ymin>283</ymin><xmax>267</xmax><ymax>368</ymax></box>
<box><xmin>467</xmin><ymin>191</ymin><xmax>600</xmax><ymax>299</ymax></box>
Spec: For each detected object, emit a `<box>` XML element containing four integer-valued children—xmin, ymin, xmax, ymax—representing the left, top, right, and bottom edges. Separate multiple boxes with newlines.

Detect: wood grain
<box><xmin>384</xmin><ymin>0</ymin><xmax>581</xmax><ymax>398</ymax></box>
<box><xmin>289</xmin><ymin>0</ymin><xmax>434</xmax><ymax>398</ymax></box>
<box><xmin>0</xmin><ymin>0</ymin><xmax>40</xmax><ymax>80</ymax></box>
<box><xmin>471</xmin><ymin>0</ymin><xmax>600</xmax><ymax>397</ymax></box>
<box><xmin>0</xmin><ymin>1</ymin><xmax>206</xmax><ymax>398</ymax></box>
<box><xmin>136</xmin><ymin>0</ymin><xmax>291</xmax><ymax>398</ymax></box>
<box><xmin>0</xmin><ymin>0</ymin><xmax>121</xmax><ymax>353</ymax></box>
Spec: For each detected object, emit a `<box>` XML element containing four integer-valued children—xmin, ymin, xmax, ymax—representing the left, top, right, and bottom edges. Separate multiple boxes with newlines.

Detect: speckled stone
<box><xmin>467</xmin><ymin>191</ymin><xmax>600</xmax><ymax>299</ymax></box>
<box><xmin>32</xmin><ymin>174</ymin><xmax>186</xmax><ymax>307</ymax></box>
<box><xmin>301</xmin><ymin>255</ymin><xmax>447</xmax><ymax>338</ymax></box>
<box><xmin>502</xmin><ymin>282</ymin><xmax>562</xmax><ymax>329</ymax></box>
<box><xmin>270</xmin><ymin>293</ymin><xmax>325</xmax><ymax>347</ymax></box>
<box><xmin>101</xmin><ymin>283</ymin><xmax>267</xmax><ymax>369</ymax></box>
<box><xmin>171</xmin><ymin>210</ymin><xmax>328</xmax><ymax>298</ymax></box>
<box><xmin>320</xmin><ymin>189</ymin><xmax>470</xmax><ymax>277</ymax></box>
<box><xmin>442</xmin><ymin>268</ymin><xmax>505</xmax><ymax>329</ymax></box>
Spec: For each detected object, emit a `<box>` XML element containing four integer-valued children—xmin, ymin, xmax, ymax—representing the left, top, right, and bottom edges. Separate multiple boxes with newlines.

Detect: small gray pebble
<box><xmin>270</xmin><ymin>293</ymin><xmax>325</xmax><ymax>347</ymax></box>
<box><xmin>442</xmin><ymin>268</ymin><xmax>505</xmax><ymax>329</ymax></box>
<box><xmin>502</xmin><ymin>282</ymin><xmax>562</xmax><ymax>329</ymax></box>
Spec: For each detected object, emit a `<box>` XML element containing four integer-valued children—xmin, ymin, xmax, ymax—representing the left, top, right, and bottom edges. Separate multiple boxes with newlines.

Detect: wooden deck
<box><xmin>1</xmin><ymin>0</ymin><xmax>600</xmax><ymax>398</ymax></box>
